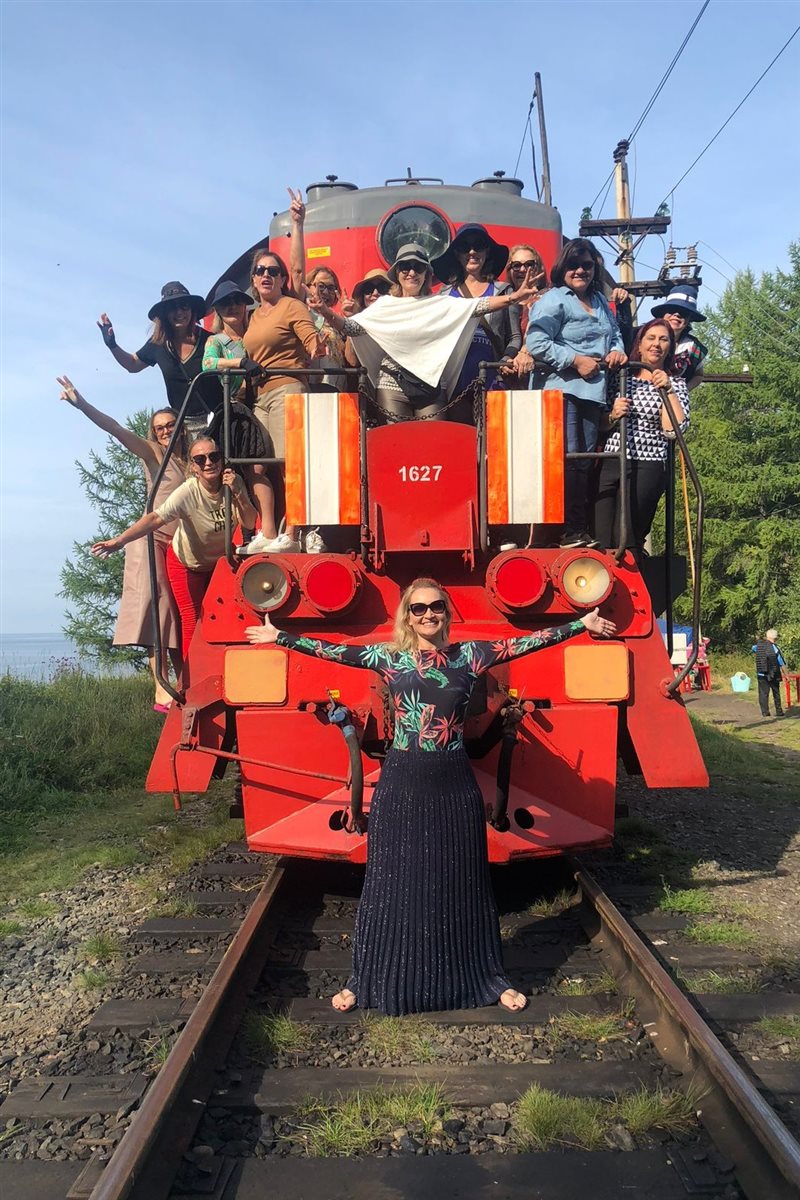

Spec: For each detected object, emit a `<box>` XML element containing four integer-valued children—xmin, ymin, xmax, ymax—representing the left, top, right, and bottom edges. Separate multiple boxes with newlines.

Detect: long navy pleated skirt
<box><xmin>347</xmin><ymin>748</ymin><xmax>511</xmax><ymax>1015</ymax></box>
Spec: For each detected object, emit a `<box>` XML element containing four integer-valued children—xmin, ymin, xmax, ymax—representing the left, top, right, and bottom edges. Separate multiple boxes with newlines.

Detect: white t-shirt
<box><xmin>156</xmin><ymin>475</ymin><xmax>244</xmax><ymax>571</ymax></box>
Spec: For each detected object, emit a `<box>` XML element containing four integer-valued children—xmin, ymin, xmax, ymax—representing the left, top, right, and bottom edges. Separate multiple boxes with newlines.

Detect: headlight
<box><xmin>238</xmin><ymin>559</ymin><xmax>293</xmax><ymax>612</ymax></box>
<box><xmin>553</xmin><ymin>552</ymin><xmax>613</xmax><ymax>609</ymax></box>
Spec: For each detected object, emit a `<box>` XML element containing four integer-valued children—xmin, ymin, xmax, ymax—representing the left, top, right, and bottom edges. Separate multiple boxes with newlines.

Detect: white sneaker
<box><xmin>304</xmin><ymin>528</ymin><xmax>327</xmax><ymax>554</ymax></box>
<box><xmin>237</xmin><ymin>531</ymin><xmax>300</xmax><ymax>556</ymax></box>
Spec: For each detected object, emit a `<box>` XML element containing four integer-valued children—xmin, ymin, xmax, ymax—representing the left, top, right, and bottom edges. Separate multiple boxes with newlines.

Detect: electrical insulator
<box><xmin>687</xmin><ymin>245</ymin><xmax>698</xmax><ymax>265</ymax></box>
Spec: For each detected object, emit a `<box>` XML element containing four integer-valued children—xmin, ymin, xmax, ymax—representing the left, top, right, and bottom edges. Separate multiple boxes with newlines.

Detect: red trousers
<box><xmin>165</xmin><ymin>544</ymin><xmax>213</xmax><ymax>658</ymax></box>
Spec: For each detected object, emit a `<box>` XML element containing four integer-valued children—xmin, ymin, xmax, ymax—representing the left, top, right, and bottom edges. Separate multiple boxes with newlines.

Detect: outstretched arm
<box><xmin>58</xmin><ymin>376</ymin><xmax>159</xmax><ymax>469</ymax></box>
<box><xmin>471</xmin><ymin>608</ymin><xmax>617</xmax><ymax>672</ymax></box>
<box><xmin>96</xmin><ymin>313</ymin><xmax>148</xmax><ymax>373</ymax></box>
<box><xmin>90</xmin><ymin>511</ymin><xmax>166</xmax><ymax>558</ymax></box>
<box><xmin>245</xmin><ymin>613</ymin><xmax>384</xmax><ymax>669</ymax></box>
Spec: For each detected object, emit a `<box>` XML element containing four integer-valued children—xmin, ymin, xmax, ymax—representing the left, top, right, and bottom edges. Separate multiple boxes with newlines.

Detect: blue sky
<box><xmin>1</xmin><ymin>0</ymin><xmax>798</xmax><ymax>633</ymax></box>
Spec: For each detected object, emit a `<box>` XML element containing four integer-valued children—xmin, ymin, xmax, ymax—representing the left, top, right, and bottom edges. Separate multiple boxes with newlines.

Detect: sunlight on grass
<box><xmin>679</xmin><ymin>968</ymin><xmax>763</xmax><ymax>994</ymax></box>
<box><xmin>74</xmin><ymin>966</ymin><xmax>113</xmax><ymax>990</ymax></box>
<box><xmin>658</xmin><ymin>884</ymin><xmax>716</xmax><ymax>916</ymax></box>
<box><xmin>295</xmin><ymin>1084</ymin><xmax>449</xmax><ymax>1156</ymax></box>
<box><xmin>360</xmin><ymin>1015</ymin><xmax>437</xmax><ymax>1062</ymax></box>
<box><xmin>549</xmin><ymin>1006</ymin><xmax>632</xmax><ymax>1046</ymax></box>
<box><xmin>0</xmin><ymin>918</ymin><xmax>23</xmax><ymax>937</ymax></box>
<box><xmin>615</xmin><ymin>1085</ymin><xmax>699</xmax><ymax>1136</ymax></box>
<box><xmin>80</xmin><ymin>932</ymin><xmax>122</xmax><ymax>963</ymax></box>
<box><xmin>513</xmin><ymin>1086</ymin><xmax>607</xmax><ymax>1151</ymax></box>
<box><xmin>526</xmin><ymin>889</ymin><xmax>578</xmax><ymax>918</ymax></box>
<box><xmin>685</xmin><ymin>920</ymin><xmax>757</xmax><ymax>949</ymax></box>
<box><xmin>558</xmin><ymin>969</ymin><xmax>618</xmax><ymax>996</ymax></box>
<box><xmin>757</xmin><ymin>1015</ymin><xmax>800</xmax><ymax>1056</ymax></box>
<box><xmin>241</xmin><ymin>1012</ymin><xmax>311</xmax><ymax>1062</ymax></box>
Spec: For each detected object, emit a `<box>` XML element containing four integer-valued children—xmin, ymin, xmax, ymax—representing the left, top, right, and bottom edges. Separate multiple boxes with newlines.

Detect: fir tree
<box><xmin>60</xmin><ymin>411</ymin><xmax>153</xmax><ymax>668</ymax></box>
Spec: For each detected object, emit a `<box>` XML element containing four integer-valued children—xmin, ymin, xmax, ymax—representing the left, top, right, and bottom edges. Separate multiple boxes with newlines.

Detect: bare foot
<box><xmin>331</xmin><ymin>988</ymin><xmax>357</xmax><ymax>1012</ymax></box>
<box><xmin>498</xmin><ymin>988</ymin><xmax>527</xmax><ymax>1012</ymax></box>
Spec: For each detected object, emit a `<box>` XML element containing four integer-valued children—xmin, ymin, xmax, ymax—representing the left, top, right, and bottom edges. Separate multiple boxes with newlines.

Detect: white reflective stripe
<box><xmin>305</xmin><ymin>393</ymin><xmax>341</xmax><ymax>523</ymax></box>
<box><xmin>507</xmin><ymin>391</ymin><xmax>544</xmax><ymax>523</ymax></box>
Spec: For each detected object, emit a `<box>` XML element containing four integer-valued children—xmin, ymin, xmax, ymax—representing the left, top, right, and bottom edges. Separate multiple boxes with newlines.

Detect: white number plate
<box><xmin>398</xmin><ymin>465</ymin><xmax>443</xmax><ymax>482</ymax></box>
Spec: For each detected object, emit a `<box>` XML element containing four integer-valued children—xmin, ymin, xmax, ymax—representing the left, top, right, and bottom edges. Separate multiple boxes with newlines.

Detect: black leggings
<box><xmin>593</xmin><ymin>457</ymin><xmax>666</xmax><ymax>552</ymax></box>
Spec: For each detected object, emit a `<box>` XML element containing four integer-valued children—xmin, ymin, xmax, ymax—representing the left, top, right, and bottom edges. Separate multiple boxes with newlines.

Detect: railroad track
<box><xmin>3</xmin><ymin>850</ymin><xmax>800</xmax><ymax>1200</ymax></box>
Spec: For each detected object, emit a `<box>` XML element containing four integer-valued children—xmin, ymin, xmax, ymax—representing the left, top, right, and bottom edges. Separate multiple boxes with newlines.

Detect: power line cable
<box><xmin>513</xmin><ymin>92</ymin><xmax>536</xmax><ymax>179</ymax></box>
<box><xmin>656</xmin><ymin>23</ymin><xmax>800</xmax><ymax>209</ymax></box>
<box><xmin>587</xmin><ymin>0</ymin><xmax>710</xmax><ymax>213</ymax></box>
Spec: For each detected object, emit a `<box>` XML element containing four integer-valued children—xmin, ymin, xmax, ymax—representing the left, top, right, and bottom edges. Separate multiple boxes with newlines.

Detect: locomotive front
<box><xmin>146</xmin><ymin>173</ymin><xmax>708</xmax><ymax>865</ymax></box>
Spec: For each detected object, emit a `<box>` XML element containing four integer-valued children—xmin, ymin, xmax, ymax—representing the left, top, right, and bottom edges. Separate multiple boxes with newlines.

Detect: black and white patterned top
<box><xmin>603</xmin><ymin>374</ymin><xmax>690</xmax><ymax>463</ymax></box>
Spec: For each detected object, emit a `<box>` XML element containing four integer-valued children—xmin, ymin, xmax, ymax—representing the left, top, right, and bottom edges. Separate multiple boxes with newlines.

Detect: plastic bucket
<box><xmin>730</xmin><ymin>672</ymin><xmax>751</xmax><ymax>693</ymax></box>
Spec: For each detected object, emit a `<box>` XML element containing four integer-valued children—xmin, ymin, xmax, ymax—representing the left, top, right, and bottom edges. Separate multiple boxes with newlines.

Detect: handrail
<box><xmin>145</xmin><ymin>366</ymin><xmax>365</xmax><ymax>705</ymax></box>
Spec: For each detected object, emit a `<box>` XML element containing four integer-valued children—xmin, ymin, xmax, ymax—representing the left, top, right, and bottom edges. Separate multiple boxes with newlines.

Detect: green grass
<box><xmin>241</xmin><ymin>1013</ymin><xmax>311</xmax><ymax>1062</ymax></box>
<box><xmin>80</xmin><ymin>933</ymin><xmax>122</xmax><ymax>963</ymax></box>
<box><xmin>295</xmin><ymin>1084</ymin><xmax>449</xmax><ymax>1156</ymax></box>
<box><xmin>154</xmin><ymin>897</ymin><xmax>198</xmax><ymax>918</ymax></box>
<box><xmin>74</xmin><ymin>966</ymin><xmax>113</xmax><ymax>990</ymax></box>
<box><xmin>757</xmin><ymin>1015</ymin><xmax>800</xmax><ymax>1054</ymax></box>
<box><xmin>512</xmin><ymin>1084</ymin><xmax>697</xmax><ymax>1151</ymax></box>
<box><xmin>689</xmin><ymin>714</ymin><xmax>799</xmax><ymax>787</ymax></box>
<box><xmin>549</xmin><ymin>1005</ymin><xmax>632</xmax><ymax>1046</ymax></box>
<box><xmin>16</xmin><ymin>898</ymin><xmax>60</xmax><ymax>920</ymax></box>
<box><xmin>0</xmin><ymin>919</ymin><xmax>22</xmax><ymax>937</ymax></box>
<box><xmin>685</xmin><ymin>920</ymin><xmax>757</xmax><ymax>949</ymax></box>
<box><xmin>360</xmin><ymin>1015</ymin><xmax>436</xmax><ymax>1062</ymax></box>
<box><xmin>678</xmin><ymin>968</ymin><xmax>762</xmax><ymax>994</ymax></box>
<box><xmin>558</xmin><ymin>968</ymin><xmax>618</xmax><ymax>996</ymax></box>
<box><xmin>526</xmin><ymin>889</ymin><xmax>578</xmax><ymax>918</ymax></box>
<box><xmin>142</xmin><ymin>1033</ymin><xmax>174</xmax><ymax>1072</ymax></box>
<box><xmin>658</xmin><ymin>884</ymin><xmax>716</xmax><ymax>916</ymax></box>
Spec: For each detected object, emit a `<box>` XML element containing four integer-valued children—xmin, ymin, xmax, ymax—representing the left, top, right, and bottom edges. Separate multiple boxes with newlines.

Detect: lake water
<box><xmin>0</xmin><ymin>633</ymin><xmax>132</xmax><ymax>681</ymax></box>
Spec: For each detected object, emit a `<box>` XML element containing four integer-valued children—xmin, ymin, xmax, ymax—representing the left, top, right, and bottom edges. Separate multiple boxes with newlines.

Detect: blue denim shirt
<box><xmin>526</xmin><ymin>286</ymin><xmax>624</xmax><ymax>406</ymax></box>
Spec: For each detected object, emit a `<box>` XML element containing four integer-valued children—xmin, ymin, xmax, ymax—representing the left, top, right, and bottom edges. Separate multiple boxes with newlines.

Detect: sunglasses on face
<box><xmin>459</xmin><ymin>240</ymin><xmax>488</xmax><ymax>253</ymax></box>
<box><xmin>253</xmin><ymin>264</ymin><xmax>282</xmax><ymax>278</ymax></box>
<box><xmin>165</xmin><ymin>301</ymin><xmax>192</xmax><ymax>314</ymax></box>
<box><xmin>217</xmin><ymin>298</ymin><xmax>245</xmax><ymax>309</ymax></box>
<box><xmin>397</xmin><ymin>263</ymin><xmax>427</xmax><ymax>275</ymax></box>
<box><xmin>509</xmin><ymin>260</ymin><xmax>541</xmax><ymax>272</ymax></box>
<box><xmin>409</xmin><ymin>600</ymin><xmax>447</xmax><ymax>617</ymax></box>
<box><xmin>566</xmin><ymin>259</ymin><xmax>595</xmax><ymax>271</ymax></box>
<box><xmin>365</xmin><ymin>282</ymin><xmax>391</xmax><ymax>295</ymax></box>
<box><xmin>314</xmin><ymin>281</ymin><xmax>338</xmax><ymax>294</ymax></box>
<box><xmin>192</xmin><ymin>451</ymin><xmax>223</xmax><ymax>467</ymax></box>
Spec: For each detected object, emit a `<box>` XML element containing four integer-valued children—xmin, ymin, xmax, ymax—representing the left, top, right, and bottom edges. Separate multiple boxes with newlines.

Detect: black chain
<box><xmin>359</xmin><ymin>381</ymin><xmax>483</xmax><ymax>427</ymax></box>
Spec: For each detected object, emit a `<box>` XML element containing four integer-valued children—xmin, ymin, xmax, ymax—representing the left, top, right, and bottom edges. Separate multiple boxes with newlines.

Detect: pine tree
<box><xmin>674</xmin><ymin>242</ymin><xmax>800</xmax><ymax>660</ymax></box>
<box><xmin>60</xmin><ymin>411</ymin><xmax>153</xmax><ymax>668</ymax></box>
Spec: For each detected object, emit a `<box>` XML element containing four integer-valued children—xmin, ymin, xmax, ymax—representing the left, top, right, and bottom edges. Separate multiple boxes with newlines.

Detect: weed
<box><xmin>757</xmin><ymin>1015</ymin><xmax>800</xmax><ymax>1054</ymax></box>
<box><xmin>80</xmin><ymin>933</ymin><xmax>122</xmax><ymax>963</ymax></box>
<box><xmin>513</xmin><ymin>1086</ymin><xmax>607</xmax><ymax>1151</ymax></box>
<box><xmin>17</xmin><ymin>898</ymin><xmax>60</xmax><ymax>921</ymax></box>
<box><xmin>658</xmin><ymin>884</ymin><xmax>716</xmax><ymax>916</ymax></box>
<box><xmin>679</xmin><ymin>969</ymin><xmax>762</xmax><ymax>994</ymax></box>
<box><xmin>295</xmin><ymin>1085</ymin><xmax>449</xmax><ymax>1157</ymax></box>
<box><xmin>360</xmin><ymin>1015</ymin><xmax>437</xmax><ymax>1062</ymax></box>
<box><xmin>526</xmin><ymin>889</ymin><xmax>578</xmax><ymax>919</ymax></box>
<box><xmin>684</xmin><ymin>920</ymin><xmax>757</xmax><ymax>949</ymax></box>
<box><xmin>615</xmin><ymin>1085</ymin><xmax>699</xmax><ymax>1136</ymax></box>
<box><xmin>75</xmin><ymin>967</ymin><xmax>113</xmax><ymax>990</ymax></box>
<box><xmin>0</xmin><ymin>919</ymin><xmax>22</xmax><ymax>937</ymax></box>
<box><xmin>154</xmin><ymin>897</ymin><xmax>198</xmax><ymax>919</ymax></box>
<box><xmin>141</xmin><ymin>1034</ymin><xmax>173</xmax><ymax>1072</ymax></box>
<box><xmin>549</xmin><ymin>1008</ymin><xmax>630</xmax><ymax>1046</ymax></box>
<box><xmin>241</xmin><ymin>1013</ymin><xmax>311</xmax><ymax>1062</ymax></box>
<box><xmin>558</xmin><ymin>969</ymin><xmax>618</xmax><ymax>996</ymax></box>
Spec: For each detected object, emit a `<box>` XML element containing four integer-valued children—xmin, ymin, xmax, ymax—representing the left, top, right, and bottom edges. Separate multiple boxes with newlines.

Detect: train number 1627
<box><xmin>398</xmin><ymin>465</ymin><xmax>443</xmax><ymax>482</ymax></box>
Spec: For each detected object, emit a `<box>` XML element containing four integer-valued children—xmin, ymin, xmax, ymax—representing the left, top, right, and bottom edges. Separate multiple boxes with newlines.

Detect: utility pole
<box><xmin>613</xmin><ymin>140</ymin><xmax>634</xmax><ymax>287</ymax></box>
<box><xmin>534</xmin><ymin>73</ymin><xmax>552</xmax><ymax>207</ymax></box>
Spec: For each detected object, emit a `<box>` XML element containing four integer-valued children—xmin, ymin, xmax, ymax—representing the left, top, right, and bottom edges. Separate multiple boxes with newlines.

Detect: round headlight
<box><xmin>486</xmin><ymin>552</ymin><xmax>547</xmax><ymax>610</ymax></box>
<box><xmin>553</xmin><ymin>552</ymin><xmax>613</xmax><ymax>609</ymax></box>
<box><xmin>239</xmin><ymin>559</ymin><xmax>293</xmax><ymax>612</ymax></box>
<box><xmin>302</xmin><ymin>558</ymin><xmax>360</xmax><ymax>614</ymax></box>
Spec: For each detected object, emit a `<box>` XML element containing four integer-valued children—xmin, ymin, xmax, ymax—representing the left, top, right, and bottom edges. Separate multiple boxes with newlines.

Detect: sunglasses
<box><xmin>192</xmin><ymin>451</ymin><xmax>223</xmax><ymax>467</ymax></box>
<box><xmin>566</xmin><ymin>259</ymin><xmax>595</xmax><ymax>271</ymax></box>
<box><xmin>397</xmin><ymin>262</ymin><xmax>427</xmax><ymax>275</ymax></box>
<box><xmin>164</xmin><ymin>301</ymin><xmax>192</xmax><ymax>313</ymax></box>
<box><xmin>509</xmin><ymin>260</ymin><xmax>541</xmax><ymax>272</ymax></box>
<box><xmin>409</xmin><ymin>600</ymin><xmax>447</xmax><ymax>617</ymax></box>
<box><xmin>153</xmin><ymin>422</ymin><xmax>176</xmax><ymax>434</ymax></box>
<box><xmin>253</xmin><ymin>264</ymin><xmax>282</xmax><ymax>278</ymax></box>
<box><xmin>216</xmin><ymin>297</ymin><xmax>246</xmax><ymax>309</ymax></box>
<box><xmin>364</xmin><ymin>282</ymin><xmax>391</xmax><ymax>295</ymax></box>
<box><xmin>314</xmin><ymin>281</ymin><xmax>338</xmax><ymax>294</ymax></box>
<box><xmin>459</xmin><ymin>240</ymin><xmax>488</xmax><ymax>253</ymax></box>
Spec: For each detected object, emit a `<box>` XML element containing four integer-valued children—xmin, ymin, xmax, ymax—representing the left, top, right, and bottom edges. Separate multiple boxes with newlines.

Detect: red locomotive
<box><xmin>145</xmin><ymin>171</ymin><xmax>708</xmax><ymax>863</ymax></box>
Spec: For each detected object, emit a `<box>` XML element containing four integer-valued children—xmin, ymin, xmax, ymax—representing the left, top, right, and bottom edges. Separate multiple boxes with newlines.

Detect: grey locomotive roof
<box><xmin>269</xmin><ymin>183</ymin><xmax>562</xmax><ymax>240</ymax></box>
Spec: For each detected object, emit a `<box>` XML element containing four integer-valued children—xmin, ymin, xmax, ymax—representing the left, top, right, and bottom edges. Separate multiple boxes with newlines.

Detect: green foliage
<box><xmin>59</xmin><ymin>410</ymin><xmax>153</xmax><ymax>669</ymax></box>
<box><xmin>667</xmin><ymin>243</ymin><xmax>800</xmax><ymax>660</ymax></box>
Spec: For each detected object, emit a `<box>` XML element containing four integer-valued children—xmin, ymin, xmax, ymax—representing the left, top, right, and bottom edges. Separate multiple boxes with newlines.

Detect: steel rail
<box><xmin>87</xmin><ymin>864</ymin><xmax>287</xmax><ymax>1200</ymax></box>
<box><xmin>574</xmin><ymin>862</ymin><xmax>800</xmax><ymax>1200</ymax></box>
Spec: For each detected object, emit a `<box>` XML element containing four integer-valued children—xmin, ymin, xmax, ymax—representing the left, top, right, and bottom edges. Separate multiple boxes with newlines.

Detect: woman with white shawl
<box><xmin>309</xmin><ymin>244</ymin><xmax>537</xmax><ymax>423</ymax></box>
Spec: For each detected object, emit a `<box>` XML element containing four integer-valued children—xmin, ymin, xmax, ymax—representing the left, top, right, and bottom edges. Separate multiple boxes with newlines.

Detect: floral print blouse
<box><xmin>276</xmin><ymin>621</ymin><xmax>584</xmax><ymax>752</ymax></box>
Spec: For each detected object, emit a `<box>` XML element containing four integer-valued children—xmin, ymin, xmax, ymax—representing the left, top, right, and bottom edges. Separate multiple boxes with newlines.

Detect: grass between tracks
<box><xmin>295</xmin><ymin>1084</ymin><xmax>448</xmax><ymax>1156</ymax></box>
<box><xmin>513</xmin><ymin>1083</ymin><xmax>698</xmax><ymax>1151</ymax></box>
<box><xmin>0</xmin><ymin>670</ymin><xmax>242</xmax><ymax>907</ymax></box>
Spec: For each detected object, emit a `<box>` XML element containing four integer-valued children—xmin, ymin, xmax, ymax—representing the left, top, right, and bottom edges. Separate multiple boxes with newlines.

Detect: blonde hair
<box><xmin>506</xmin><ymin>244</ymin><xmax>547</xmax><ymax>286</ymax></box>
<box><xmin>391</xmin><ymin>578</ymin><xmax>452</xmax><ymax>652</ymax></box>
<box><xmin>185</xmin><ymin>434</ymin><xmax>220</xmax><ymax>479</ymax></box>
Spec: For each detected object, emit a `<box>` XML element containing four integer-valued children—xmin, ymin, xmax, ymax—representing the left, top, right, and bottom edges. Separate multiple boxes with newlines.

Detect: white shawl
<box><xmin>347</xmin><ymin>294</ymin><xmax>483</xmax><ymax>398</ymax></box>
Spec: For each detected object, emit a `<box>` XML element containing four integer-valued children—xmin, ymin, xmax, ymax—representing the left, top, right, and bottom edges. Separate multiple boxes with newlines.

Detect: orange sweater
<box><xmin>243</xmin><ymin>297</ymin><xmax>319</xmax><ymax>394</ymax></box>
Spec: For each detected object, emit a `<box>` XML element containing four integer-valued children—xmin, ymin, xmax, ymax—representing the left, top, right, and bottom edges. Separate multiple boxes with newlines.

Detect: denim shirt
<box><xmin>526</xmin><ymin>286</ymin><xmax>624</xmax><ymax>406</ymax></box>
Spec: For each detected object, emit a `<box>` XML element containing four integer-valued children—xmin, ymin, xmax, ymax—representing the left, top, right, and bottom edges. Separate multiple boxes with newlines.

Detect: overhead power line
<box><xmin>587</xmin><ymin>0</ymin><xmax>710</xmax><ymax>213</ymax></box>
<box><xmin>656</xmin><ymin>22</ymin><xmax>800</xmax><ymax>209</ymax></box>
<box><xmin>513</xmin><ymin>93</ymin><xmax>535</xmax><ymax>179</ymax></box>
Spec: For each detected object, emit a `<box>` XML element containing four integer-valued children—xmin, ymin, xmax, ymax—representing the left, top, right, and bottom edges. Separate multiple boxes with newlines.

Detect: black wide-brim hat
<box><xmin>148</xmin><ymin>281</ymin><xmax>206</xmax><ymax>321</ymax></box>
<box><xmin>432</xmin><ymin>223</ymin><xmax>509</xmax><ymax>284</ymax></box>
<box><xmin>651</xmin><ymin>284</ymin><xmax>706</xmax><ymax>323</ymax></box>
<box><xmin>206</xmin><ymin>279</ymin><xmax>254</xmax><ymax>314</ymax></box>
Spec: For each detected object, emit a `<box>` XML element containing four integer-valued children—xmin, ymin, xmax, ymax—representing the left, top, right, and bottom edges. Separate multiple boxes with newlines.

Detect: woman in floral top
<box><xmin>246</xmin><ymin>579</ymin><xmax>616</xmax><ymax>1016</ymax></box>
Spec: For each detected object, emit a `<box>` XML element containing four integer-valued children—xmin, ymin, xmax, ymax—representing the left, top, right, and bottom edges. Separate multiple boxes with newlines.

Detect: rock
<box><xmin>489</xmin><ymin>1102</ymin><xmax>510</xmax><ymax>1119</ymax></box>
<box><xmin>481</xmin><ymin>1119</ymin><xmax>508</xmax><ymax>1137</ymax></box>
<box><xmin>399</xmin><ymin>1134</ymin><xmax>422</xmax><ymax>1154</ymax></box>
<box><xmin>606</xmin><ymin>1123</ymin><xmax>636</xmax><ymax>1152</ymax></box>
<box><xmin>443</xmin><ymin>1118</ymin><xmax>465</xmax><ymax>1136</ymax></box>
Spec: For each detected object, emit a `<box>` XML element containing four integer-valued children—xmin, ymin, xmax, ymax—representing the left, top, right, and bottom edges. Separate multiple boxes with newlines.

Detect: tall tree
<box><xmin>674</xmin><ymin>242</ymin><xmax>800</xmax><ymax>660</ymax></box>
<box><xmin>60</xmin><ymin>412</ymin><xmax>151</xmax><ymax>668</ymax></box>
